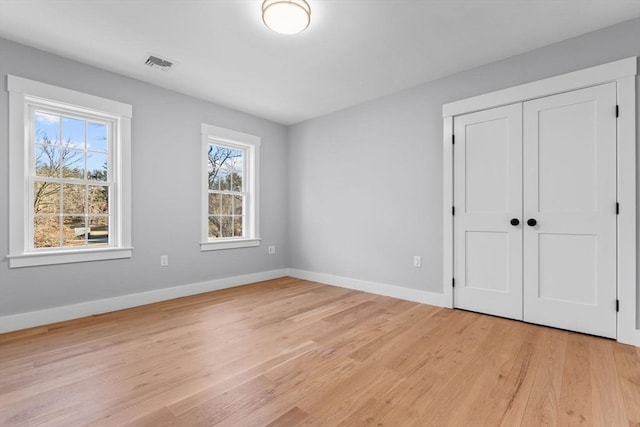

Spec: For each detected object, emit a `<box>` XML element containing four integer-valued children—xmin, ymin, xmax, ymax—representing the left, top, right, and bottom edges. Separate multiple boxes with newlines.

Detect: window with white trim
<box><xmin>201</xmin><ymin>123</ymin><xmax>260</xmax><ymax>251</ymax></box>
<box><xmin>8</xmin><ymin>76</ymin><xmax>132</xmax><ymax>268</ymax></box>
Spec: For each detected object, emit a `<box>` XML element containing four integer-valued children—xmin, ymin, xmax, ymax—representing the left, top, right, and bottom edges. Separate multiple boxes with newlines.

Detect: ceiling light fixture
<box><xmin>262</xmin><ymin>0</ymin><xmax>311</xmax><ymax>35</ymax></box>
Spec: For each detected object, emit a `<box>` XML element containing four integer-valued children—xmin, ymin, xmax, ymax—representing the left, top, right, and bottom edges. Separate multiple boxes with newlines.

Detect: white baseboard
<box><xmin>287</xmin><ymin>269</ymin><xmax>452</xmax><ymax>308</ymax></box>
<box><xmin>288</xmin><ymin>269</ymin><xmax>640</xmax><ymax>347</ymax></box>
<box><xmin>0</xmin><ymin>268</ymin><xmax>451</xmax><ymax>334</ymax></box>
<box><xmin>0</xmin><ymin>269</ymin><xmax>288</xmax><ymax>333</ymax></box>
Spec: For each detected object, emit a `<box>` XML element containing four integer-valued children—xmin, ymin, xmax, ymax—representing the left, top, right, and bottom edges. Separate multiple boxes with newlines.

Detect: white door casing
<box><xmin>443</xmin><ymin>57</ymin><xmax>637</xmax><ymax>345</ymax></box>
<box><xmin>522</xmin><ymin>83</ymin><xmax>617</xmax><ymax>338</ymax></box>
<box><xmin>453</xmin><ymin>103</ymin><xmax>523</xmax><ymax>320</ymax></box>
<box><xmin>452</xmin><ymin>84</ymin><xmax>617</xmax><ymax>338</ymax></box>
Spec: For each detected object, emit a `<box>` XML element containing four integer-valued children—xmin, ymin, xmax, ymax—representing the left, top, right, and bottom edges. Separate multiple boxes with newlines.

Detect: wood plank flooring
<box><xmin>1</xmin><ymin>277</ymin><xmax>638</xmax><ymax>426</ymax></box>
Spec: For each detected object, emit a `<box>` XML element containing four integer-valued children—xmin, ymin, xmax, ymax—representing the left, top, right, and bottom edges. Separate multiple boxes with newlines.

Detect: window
<box><xmin>201</xmin><ymin>123</ymin><xmax>260</xmax><ymax>250</ymax></box>
<box><xmin>32</xmin><ymin>111</ymin><xmax>111</xmax><ymax>248</ymax></box>
<box><xmin>8</xmin><ymin>76</ymin><xmax>132</xmax><ymax>268</ymax></box>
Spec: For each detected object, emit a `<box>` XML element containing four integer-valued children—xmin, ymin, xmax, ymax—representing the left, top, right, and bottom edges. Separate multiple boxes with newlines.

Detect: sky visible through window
<box><xmin>33</xmin><ymin>111</ymin><xmax>110</xmax><ymax>248</ymax></box>
<box><xmin>35</xmin><ymin>112</ymin><xmax>108</xmax><ymax>176</ymax></box>
<box><xmin>207</xmin><ymin>144</ymin><xmax>244</xmax><ymax>239</ymax></box>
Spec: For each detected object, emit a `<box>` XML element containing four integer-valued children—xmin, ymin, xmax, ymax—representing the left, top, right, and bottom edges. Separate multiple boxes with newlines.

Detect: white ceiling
<box><xmin>1</xmin><ymin>0</ymin><xmax>639</xmax><ymax>125</ymax></box>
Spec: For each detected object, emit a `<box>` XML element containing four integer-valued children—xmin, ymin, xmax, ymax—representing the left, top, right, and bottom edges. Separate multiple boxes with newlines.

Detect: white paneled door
<box><xmin>523</xmin><ymin>83</ymin><xmax>617</xmax><ymax>338</ymax></box>
<box><xmin>454</xmin><ymin>103</ymin><xmax>523</xmax><ymax>320</ymax></box>
<box><xmin>453</xmin><ymin>83</ymin><xmax>617</xmax><ymax>338</ymax></box>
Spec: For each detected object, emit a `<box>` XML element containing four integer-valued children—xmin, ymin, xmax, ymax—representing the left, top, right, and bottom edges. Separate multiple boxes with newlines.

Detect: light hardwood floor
<box><xmin>1</xmin><ymin>277</ymin><xmax>638</xmax><ymax>426</ymax></box>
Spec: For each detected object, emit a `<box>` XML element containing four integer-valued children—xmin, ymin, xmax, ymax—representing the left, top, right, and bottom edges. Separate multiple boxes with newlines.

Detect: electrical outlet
<box><xmin>268</xmin><ymin>246</ymin><xmax>276</xmax><ymax>255</ymax></box>
<box><xmin>413</xmin><ymin>255</ymin><xmax>422</xmax><ymax>268</ymax></box>
<box><xmin>160</xmin><ymin>255</ymin><xmax>168</xmax><ymax>266</ymax></box>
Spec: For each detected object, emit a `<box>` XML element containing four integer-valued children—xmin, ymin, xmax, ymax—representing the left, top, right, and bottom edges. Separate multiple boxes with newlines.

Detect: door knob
<box><xmin>510</xmin><ymin>218</ymin><xmax>520</xmax><ymax>226</ymax></box>
<box><xmin>527</xmin><ymin>218</ymin><xmax>537</xmax><ymax>227</ymax></box>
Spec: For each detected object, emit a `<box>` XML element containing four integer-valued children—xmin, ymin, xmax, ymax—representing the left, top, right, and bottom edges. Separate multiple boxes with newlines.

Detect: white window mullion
<box><xmin>59</xmin><ymin>201</ymin><xmax>65</xmax><ymax>248</ymax></box>
<box><xmin>84</xmin><ymin>182</ymin><xmax>89</xmax><ymax>245</ymax></box>
<box><xmin>241</xmin><ymin>144</ymin><xmax>248</xmax><ymax>236</ymax></box>
<box><xmin>83</xmin><ymin>119</ymin><xmax>88</xmax><ymax>181</ymax></box>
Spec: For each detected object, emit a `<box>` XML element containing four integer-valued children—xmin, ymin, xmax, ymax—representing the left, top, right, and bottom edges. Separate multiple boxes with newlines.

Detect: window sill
<box><xmin>8</xmin><ymin>247</ymin><xmax>133</xmax><ymax>268</ymax></box>
<box><xmin>200</xmin><ymin>238</ymin><xmax>261</xmax><ymax>251</ymax></box>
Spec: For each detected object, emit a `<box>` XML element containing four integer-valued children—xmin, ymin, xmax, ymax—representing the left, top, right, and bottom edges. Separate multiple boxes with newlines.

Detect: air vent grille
<box><xmin>145</xmin><ymin>55</ymin><xmax>173</xmax><ymax>72</ymax></box>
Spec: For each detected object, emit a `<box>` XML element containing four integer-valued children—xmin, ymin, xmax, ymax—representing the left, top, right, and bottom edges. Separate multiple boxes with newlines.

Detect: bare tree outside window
<box><xmin>207</xmin><ymin>144</ymin><xmax>244</xmax><ymax>239</ymax></box>
<box><xmin>32</xmin><ymin>111</ymin><xmax>110</xmax><ymax>248</ymax></box>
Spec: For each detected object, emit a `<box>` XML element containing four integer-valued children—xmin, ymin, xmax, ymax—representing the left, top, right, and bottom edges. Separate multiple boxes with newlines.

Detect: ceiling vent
<box><xmin>145</xmin><ymin>55</ymin><xmax>173</xmax><ymax>72</ymax></box>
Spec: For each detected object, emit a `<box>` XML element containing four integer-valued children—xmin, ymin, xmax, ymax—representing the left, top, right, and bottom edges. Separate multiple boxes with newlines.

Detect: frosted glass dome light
<box><xmin>262</xmin><ymin>0</ymin><xmax>311</xmax><ymax>35</ymax></box>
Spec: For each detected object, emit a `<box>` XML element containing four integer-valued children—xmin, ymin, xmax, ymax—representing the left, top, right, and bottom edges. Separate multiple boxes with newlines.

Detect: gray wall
<box><xmin>1</xmin><ymin>18</ymin><xmax>639</xmax><ymax>319</ymax></box>
<box><xmin>0</xmin><ymin>39</ymin><xmax>289</xmax><ymax>316</ymax></box>
<box><xmin>288</xmin><ymin>18</ymin><xmax>640</xmax><ymax>296</ymax></box>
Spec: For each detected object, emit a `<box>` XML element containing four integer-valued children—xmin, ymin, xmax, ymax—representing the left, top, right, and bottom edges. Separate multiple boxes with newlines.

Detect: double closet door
<box><xmin>453</xmin><ymin>82</ymin><xmax>617</xmax><ymax>338</ymax></box>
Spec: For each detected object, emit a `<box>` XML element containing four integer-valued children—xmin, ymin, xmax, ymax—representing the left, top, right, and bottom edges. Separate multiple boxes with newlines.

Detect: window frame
<box><xmin>201</xmin><ymin>123</ymin><xmax>260</xmax><ymax>251</ymax></box>
<box><xmin>8</xmin><ymin>75</ymin><xmax>132</xmax><ymax>268</ymax></box>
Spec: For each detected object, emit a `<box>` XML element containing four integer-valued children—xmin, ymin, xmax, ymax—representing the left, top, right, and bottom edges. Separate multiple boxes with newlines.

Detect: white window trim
<box><xmin>442</xmin><ymin>56</ymin><xmax>638</xmax><ymax>346</ymax></box>
<box><xmin>7</xmin><ymin>75</ymin><xmax>133</xmax><ymax>268</ymax></box>
<box><xmin>201</xmin><ymin>123</ymin><xmax>260</xmax><ymax>251</ymax></box>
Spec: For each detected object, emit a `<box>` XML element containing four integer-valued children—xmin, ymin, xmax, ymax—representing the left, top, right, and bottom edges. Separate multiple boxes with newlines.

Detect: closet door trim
<box><xmin>442</xmin><ymin>56</ymin><xmax>638</xmax><ymax>346</ymax></box>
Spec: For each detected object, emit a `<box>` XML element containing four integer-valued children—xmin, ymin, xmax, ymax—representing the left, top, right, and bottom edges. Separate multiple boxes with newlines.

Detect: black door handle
<box><xmin>510</xmin><ymin>218</ymin><xmax>520</xmax><ymax>226</ymax></box>
<box><xmin>527</xmin><ymin>218</ymin><xmax>537</xmax><ymax>227</ymax></box>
